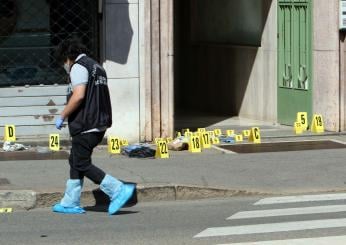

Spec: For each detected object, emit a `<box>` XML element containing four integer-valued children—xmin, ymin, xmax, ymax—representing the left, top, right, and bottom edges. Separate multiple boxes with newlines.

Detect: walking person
<box><xmin>53</xmin><ymin>38</ymin><xmax>135</xmax><ymax>215</ymax></box>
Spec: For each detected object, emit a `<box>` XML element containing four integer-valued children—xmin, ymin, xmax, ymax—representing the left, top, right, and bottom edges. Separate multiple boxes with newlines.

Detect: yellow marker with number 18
<box><xmin>189</xmin><ymin>135</ymin><xmax>202</xmax><ymax>153</ymax></box>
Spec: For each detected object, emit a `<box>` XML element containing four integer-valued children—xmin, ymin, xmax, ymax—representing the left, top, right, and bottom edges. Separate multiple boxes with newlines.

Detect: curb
<box><xmin>1</xmin><ymin>185</ymin><xmax>272</xmax><ymax>210</ymax></box>
<box><xmin>0</xmin><ymin>190</ymin><xmax>36</xmax><ymax>210</ymax></box>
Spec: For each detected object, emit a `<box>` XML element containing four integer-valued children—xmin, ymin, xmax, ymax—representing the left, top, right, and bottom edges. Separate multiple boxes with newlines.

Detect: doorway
<box><xmin>174</xmin><ymin>0</ymin><xmax>274</xmax><ymax>131</ymax></box>
<box><xmin>277</xmin><ymin>0</ymin><xmax>312</xmax><ymax>125</ymax></box>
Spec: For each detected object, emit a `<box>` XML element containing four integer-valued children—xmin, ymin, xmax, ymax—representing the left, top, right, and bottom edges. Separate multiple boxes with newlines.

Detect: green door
<box><xmin>278</xmin><ymin>0</ymin><xmax>312</xmax><ymax>125</ymax></box>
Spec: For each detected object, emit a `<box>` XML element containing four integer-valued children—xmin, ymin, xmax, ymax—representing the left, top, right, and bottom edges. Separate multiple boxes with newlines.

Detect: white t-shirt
<box><xmin>69</xmin><ymin>54</ymin><xmax>107</xmax><ymax>134</ymax></box>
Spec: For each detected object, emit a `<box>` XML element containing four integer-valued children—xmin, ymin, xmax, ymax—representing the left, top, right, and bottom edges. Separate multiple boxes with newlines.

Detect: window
<box><xmin>0</xmin><ymin>0</ymin><xmax>99</xmax><ymax>87</ymax></box>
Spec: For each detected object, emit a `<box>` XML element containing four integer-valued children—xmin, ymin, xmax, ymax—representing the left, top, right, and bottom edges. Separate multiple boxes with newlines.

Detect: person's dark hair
<box><xmin>55</xmin><ymin>38</ymin><xmax>87</xmax><ymax>64</ymax></box>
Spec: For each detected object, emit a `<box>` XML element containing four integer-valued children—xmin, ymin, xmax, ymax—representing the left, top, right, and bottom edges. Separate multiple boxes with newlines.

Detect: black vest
<box><xmin>67</xmin><ymin>56</ymin><xmax>112</xmax><ymax>136</ymax></box>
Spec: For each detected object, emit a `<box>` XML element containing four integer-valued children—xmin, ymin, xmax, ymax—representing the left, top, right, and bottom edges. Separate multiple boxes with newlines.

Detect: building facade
<box><xmin>0</xmin><ymin>0</ymin><xmax>344</xmax><ymax>142</ymax></box>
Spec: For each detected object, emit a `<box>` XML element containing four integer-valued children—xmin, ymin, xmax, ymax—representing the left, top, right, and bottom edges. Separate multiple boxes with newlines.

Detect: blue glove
<box><xmin>55</xmin><ymin>117</ymin><xmax>65</xmax><ymax>130</ymax></box>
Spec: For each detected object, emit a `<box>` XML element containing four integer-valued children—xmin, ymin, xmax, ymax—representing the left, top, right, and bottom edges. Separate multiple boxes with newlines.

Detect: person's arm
<box><xmin>60</xmin><ymin>85</ymin><xmax>86</xmax><ymax>119</ymax></box>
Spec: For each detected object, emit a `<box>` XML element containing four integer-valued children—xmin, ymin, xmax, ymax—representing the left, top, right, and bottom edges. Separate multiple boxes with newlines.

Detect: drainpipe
<box><xmin>340</xmin><ymin>32</ymin><xmax>345</xmax><ymax>132</ymax></box>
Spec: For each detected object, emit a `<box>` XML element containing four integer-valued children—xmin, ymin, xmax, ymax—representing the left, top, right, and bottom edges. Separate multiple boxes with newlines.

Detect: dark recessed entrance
<box><xmin>218</xmin><ymin>140</ymin><xmax>346</xmax><ymax>154</ymax></box>
<box><xmin>0</xmin><ymin>151</ymin><xmax>69</xmax><ymax>161</ymax></box>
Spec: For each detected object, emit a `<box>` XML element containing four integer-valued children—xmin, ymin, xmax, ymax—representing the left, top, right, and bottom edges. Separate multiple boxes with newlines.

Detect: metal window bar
<box><xmin>0</xmin><ymin>0</ymin><xmax>99</xmax><ymax>87</ymax></box>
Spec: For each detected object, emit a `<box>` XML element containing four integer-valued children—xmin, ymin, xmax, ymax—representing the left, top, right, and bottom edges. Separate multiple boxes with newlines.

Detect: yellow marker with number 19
<box><xmin>49</xmin><ymin>134</ymin><xmax>60</xmax><ymax>151</ymax></box>
<box><xmin>311</xmin><ymin>114</ymin><xmax>325</xmax><ymax>133</ymax></box>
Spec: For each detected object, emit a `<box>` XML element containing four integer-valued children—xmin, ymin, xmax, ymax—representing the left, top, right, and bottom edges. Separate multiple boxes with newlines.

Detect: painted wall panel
<box><xmin>106</xmin><ymin>78</ymin><xmax>140</xmax><ymax>142</ymax></box>
<box><xmin>103</xmin><ymin>2</ymin><xmax>139</xmax><ymax>79</ymax></box>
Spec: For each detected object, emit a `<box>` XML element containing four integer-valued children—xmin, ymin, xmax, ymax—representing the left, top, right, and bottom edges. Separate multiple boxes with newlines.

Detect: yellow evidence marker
<box><xmin>0</xmin><ymin>208</ymin><xmax>13</xmax><ymax>213</ymax></box>
<box><xmin>189</xmin><ymin>135</ymin><xmax>202</xmax><ymax>153</ymax></box>
<box><xmin>297</xmin><ymin>112</ymin><xmax>308</xmax><ymax>131</ymax></box>
<box><xmin>182</xmin><ymin>128</ymin><xmax>190</xmax><ymax>134</ymax></box>
<box><xmin>175</xmin><ymin>132</ymin><xmax>182</xmax><ymax>138</ymax></box>
<box><xmin>294</xmin><ymin>122</ymin><xmax>303</xmax><ymax>135</ymax></box>
<box><xmin>311</xmin><ymin>114</ymin><xmax>325</xmax><ymax>133</ymax></box>
<box><xmin>108</xmin><ymin>136</ymin><xmax>121</xmax><ymax>154</ymax></box>
<box><xmin>49</xmin><ymin>134</ymin><xmax>60</xmax><ymax>151</ymax></box>
<box><xmin>235</xmin><ymin>135</ymin><xmax>243</xmax><ymax>142</ymax></box>
<box><xmin>4</xmin><ymin>125</ymin><xmax>16</xmax><ymax>142</ymax></box>
<box><xmin>249</xmin><ymin>127</ymin><xmax>261</xmax><ymax>144</ymax></box>
<box><xmin>212</xmin><ymin>137</ymin><xmax>220</xmax><ymax>145</ymax></box>
<box><xmin>155</xmin><ymin>138</ymin><xmax>163</xmax><ymax>144</ymax></box>
<box><xmin>120</xmin><ymin>139</ymin><xmax>129</xmax><ymax>146</ymax></box>
<box><xmin>200</xmin><ymin>132</ymin><xmax>211</xmax><ymax>149</ymax></box>
<box><xmin>197</xmin><ymin>128</ymin><xmax>206</xmax><ymax>133</ymax></box>
<box><xmin>166</xmin><ymin>137</ymin><xmax>173</xmax><ymax>143</ymax></box>
<box><xmin>242</xmin><ymin>130</ymin><xmax>250</xmax><ymax>138</ymax></box>
<box><xmin>214</xmin><ymin>129</ymin><xmax>222</xmax><ymax>136</ymax></box>
<box><xmin>155</xmin><ymin>140</ymin><xmax>169</xmax><ymax>159</ymax></box>
<box><xmin>226</xmin><ymin>130</ymin><xmax>235</xmax><ymax>137</ymax></box>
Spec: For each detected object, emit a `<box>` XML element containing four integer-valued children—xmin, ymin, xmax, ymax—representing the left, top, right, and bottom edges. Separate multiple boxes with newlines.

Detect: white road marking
<box><xmin>228</xmin><ymin>205</ymin><xmax>346</xmax><ymax>219</ymax></box>
<box><xmin>255</xmin><ymin>193</ymin><xmax>346</xmax><ymax>205</ymax></box>
<box><xmin>194</xmin><ymin>218</ymin><xmax>346</xmax><ymax>238</ymax></box>
<box><xmin>217</xmin><ymin>235</ymin><xmax>346</xmax><ymax>245</ymax></box>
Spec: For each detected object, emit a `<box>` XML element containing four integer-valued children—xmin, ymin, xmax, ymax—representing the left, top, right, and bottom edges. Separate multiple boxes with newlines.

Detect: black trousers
<box><xmin>69</xmin><ymin>132</ymin><xmax>106</xmax><ymax>184</ymax></box>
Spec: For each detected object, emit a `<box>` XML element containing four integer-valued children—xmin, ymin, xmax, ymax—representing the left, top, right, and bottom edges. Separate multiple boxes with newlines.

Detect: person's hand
<box><xmin>55</xmin><ymin>117</ymin><xmax>65</xmax><ymax>130</ymax></box>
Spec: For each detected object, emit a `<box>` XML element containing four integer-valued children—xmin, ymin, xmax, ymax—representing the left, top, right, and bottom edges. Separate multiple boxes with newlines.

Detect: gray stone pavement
<box><xmin>2</xmin><ymin>129</ymin><xmax>346</xmax><ymax>210</ymax></box>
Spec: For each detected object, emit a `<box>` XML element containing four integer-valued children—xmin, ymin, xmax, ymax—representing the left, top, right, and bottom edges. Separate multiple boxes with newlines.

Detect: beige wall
<box><xmin>313</xmin><ymin>0</ymin><xmax>340</xmax><ymax>131</ymax></box>
<box><xmin>238</xmin><ymin>0</ymin><xmax>277</xmax><ymax>122</ymax></box>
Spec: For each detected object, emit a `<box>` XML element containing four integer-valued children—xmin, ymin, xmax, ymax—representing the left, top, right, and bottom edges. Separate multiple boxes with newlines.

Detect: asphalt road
<box><xmin>3</xmin><ymin>195</ymin><xmax>346</xmax><ymax>244</ymax></box>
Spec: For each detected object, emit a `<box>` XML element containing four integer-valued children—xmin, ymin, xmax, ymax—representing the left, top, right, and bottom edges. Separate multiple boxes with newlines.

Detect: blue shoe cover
<box><xmin>109</xmin><ymin>184</ymin><xmax>135</xmax><ymax>215</ymax></box>
<box><xmin>52</xmin><ymin>203</ymin><xmax>86</xmax><ymax>214</ymax></box>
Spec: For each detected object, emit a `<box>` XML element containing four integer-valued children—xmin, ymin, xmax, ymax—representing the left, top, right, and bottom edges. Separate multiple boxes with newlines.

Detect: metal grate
<box><xmin>0</xmin><ymin>0</ymin><xmax>99</xmax><ymax>87</ymax></box>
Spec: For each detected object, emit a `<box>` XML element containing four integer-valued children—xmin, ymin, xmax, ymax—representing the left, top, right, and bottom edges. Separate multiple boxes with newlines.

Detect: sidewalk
<box><xmin>2</xmin><ymin>127</ymin><xmax>346</xmax><ymax>210</ymax></box>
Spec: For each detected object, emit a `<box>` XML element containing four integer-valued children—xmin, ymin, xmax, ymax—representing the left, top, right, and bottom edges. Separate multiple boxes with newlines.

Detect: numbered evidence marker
<box><xmin>212</xmin><ymin>136</ymin><xmax>220</xmax><ymax>145</ymax></box>
<box><xmin>166</xmin><ymin>137</ymin><xmax>173</xmax><ymax>143</ymax></box>
<box><xmin>182</xmin><ymin>128</ymin><xmax>190</xmax><ymax>135</ymax></box>
<box><xmin>226</xmin><ymin>130</ymin><xmax>235</xmax><ymax>137</ymax></box>
<box><xmin>4</xmin><ymin>125</ymin><xmax>16</xmax><ymax>142</ymax></box>
<box><xmin>120</xmin><ymin>139</ymin><xmax>129</xmax><ymax>146</ymax></box>
<box><xmin>155</xmin><ymin>138</ymin><xmax>163</xmax><ymax>144</ymax></box>
<box><xmin>249</xmin><ymin>127</ymin><xmax>261</xmax><ymax>144</ymax></box>
<box><xmin>311</xmin><ymin>114</ymin><xmax>325</xmax><ymax>133</ymax></box>
<box><xmin>297</xmin><ymin>112</ymin><xmax>308</xmax><ymax>131</ymax></box>
<box><xmin>200</xmin><ymin>132</ymin><xmax>211</xmax><ymax>149</ymax></box>
<box><xmin>197</xmin><ymin>128</ymin><xmax>206</xmax><ymax>133</ymax></box>
<box><xmin>235</xmin><ymin>134</ymin><xmax>243</xmax><ymax>142</ymax></box>
<box><xmin>188</xmin><ymin>135</ymin><xmax>202</xmax><ymax>153</ymax></box>
<box><xmin>294</xmin><ymin>122</ymin><xmax>303</xmax><ymax>135</ymax></box>
<box><xmin>49</xmin><ymin>134</ymin><xmax>60</xmax><ymax>151</ymax></box>
<box><xmin>155</xmin><ymin>140</ymin><xmax>169</xmax><ymax>159</ymax></box>
<box><xmin>242</xmin><ymin>130</ymin><xmax>250</xmax><ymax>138</ymax></box>
<box><xmin>0</xmin><ymin>208</ymin><xmax>12</xmax><ymax>213</ymax></box>
<box><xmin>108</xmin><ymin>136</ymin><xmax>121</xmax><ymax>154</ymax></box>
<box><xmin>214</xmin><ymin>129</ymin><xmax>222</xmax><ymax>136</ymax></box>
